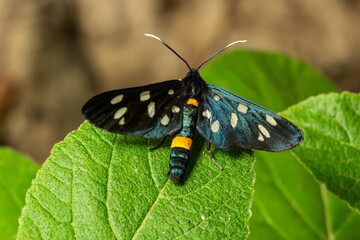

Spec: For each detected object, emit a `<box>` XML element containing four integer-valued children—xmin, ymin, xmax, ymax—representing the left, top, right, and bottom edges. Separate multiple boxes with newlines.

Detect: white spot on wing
<box><xmin>110</xmin><ymin>94</ymin><xmax>124</xmax><ymax>104</ymax></box>
<box><xmin>172</xmin><ymin>106</ymin><xmax>180</xmax><ymax>113</ymax></box>
<box><xmin>202</xmin><ymin>109</ymin><xmax>211</xmax><ymax>119</ymax></box>
<box><xmin>214</xmin><ymin>95</ymin><xmax>220</xmax><ymax>101</ymax></box>
<box><xmin>140</xmin><ymin>91</ymin><xmax>150</xmax><ymax>101</ymax></box>
<box><xmin>161</xmin><ymin>114</ymin><xmax>169</xmax><ymax>125</ymax></box>
<box><xmin>119</xmin><ymin>117</ymin><xmax>125</xmax><ymax>125</ymax></box>
<box><xmin>231</xmin><ymin>113</ymin><xmax>238</xmax><ymax>128</ymax></box>
<box><xmin>148</xmin><ymin>102</ymin><xmax>155</xmax><ymax>117</ymax></box>
<box><xmin>168</xmin><ymin>89</ymin><xmax>174</xmax><ymax>95</ymax></box>
<box><xmin>258</xmin><ymin>133</ymin><xmax>264</xmax><ymax>141</ymax></box>
<box><xmin>211</xmin><ymin>120</ymin><xmax>220</xmax><ymax>132</ymax></box>
<box><xmin>266</xmin><ymin>114</ymin><xmax>277</xmax><ymax>126</ymax></box>
<box><xmin>237</xmin><ymin>103</ymin><xmax>248</xmax><ymax>114</ymax></box>
<box><xmin>114</xmin><ymin>107</ymin><xmax>127</xmax><ymax>119</ymax></box>
<box><xmin>258</xmin><ymin>124</ymin><xmax>270</xmax><ymax>138</ymax></box>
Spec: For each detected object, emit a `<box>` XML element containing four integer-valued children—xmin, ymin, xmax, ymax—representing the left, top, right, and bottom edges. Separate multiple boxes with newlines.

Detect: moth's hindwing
<box><xmin>82</xmin><ymin>80</ymin><xmax>185</xmax><ymax>138</ymax></box>
<box><xmin>197</xmin><ymin>84</ymin><xmax>303</xmax><ymax>151</ymax></box>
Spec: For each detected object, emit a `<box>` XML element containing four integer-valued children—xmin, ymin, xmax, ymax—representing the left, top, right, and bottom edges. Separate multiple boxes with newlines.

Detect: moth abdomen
<box><xmin>168</xmin><ymin>147</ymin><xmax>191</xmax><ymax>184</ymax></box>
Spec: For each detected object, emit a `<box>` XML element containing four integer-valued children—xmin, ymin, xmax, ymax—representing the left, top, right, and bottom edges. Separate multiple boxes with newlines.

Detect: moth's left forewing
<box><xmin>82</xmin><ymin>80</ymin><xmax>185</xmax><ymax>138</ymax></box>
<box><xmin>197</xmin><ymin>84</ymin><xmax>303</xmax><ymax>151</ymax></box>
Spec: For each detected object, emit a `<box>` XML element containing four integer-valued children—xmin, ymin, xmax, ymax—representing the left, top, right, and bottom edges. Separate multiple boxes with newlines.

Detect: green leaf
<box><xmin>249</xmin><ymin>151</ymin><xmax>360</xmax><ymax>240</ymax></box>
<box><xmin>282</xmin><ymin>92</ymin><xmax>360</xmax><ymax>210</ymax></box>
<box><xmin>249</xmin><ymin>96</ymin><xmax>360</xmax><ymax>240</ymax></box>
<box><xmin>17</xmin><ymin>122</ymin><xmax>255</xmax><ymax>239</ymax></box>
<box><xmin>202</xmin><ymin>50</ymin><xmax>360</xmax><ymax>239</ymax></box>
<box><xmin>0</xmin><ymin>147</ymin><xmax>40</xmax><ymax>240</ymax></box>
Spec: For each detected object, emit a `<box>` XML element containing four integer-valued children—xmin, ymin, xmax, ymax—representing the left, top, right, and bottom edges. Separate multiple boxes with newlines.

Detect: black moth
<box><xmin>82</xmin><ymin>34</ymin><xmax>304</xmax><ymax>183</ymax></box>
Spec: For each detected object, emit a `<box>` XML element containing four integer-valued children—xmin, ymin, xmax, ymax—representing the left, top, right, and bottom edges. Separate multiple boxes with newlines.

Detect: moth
<box><xmin>82</xmin><ymin>34</ymin><xmax>304</xmax><ymax>184</ymax></box>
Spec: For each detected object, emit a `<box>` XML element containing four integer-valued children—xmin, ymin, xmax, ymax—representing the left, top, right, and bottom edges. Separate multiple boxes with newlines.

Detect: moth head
<box><xmin>187</xmin><ymin>68</ymin><xmax>200</xmax><ymax>77</ymax></box>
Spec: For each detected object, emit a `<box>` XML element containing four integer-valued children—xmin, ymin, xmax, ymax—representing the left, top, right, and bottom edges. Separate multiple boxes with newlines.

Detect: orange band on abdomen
<box><xmin>171</xmin><ymin>136</ymin><xmax>193</xmax><ymax>150</ymax></box>
<box><xmin>186</xmin><ymin>98</ymin><xmax>198</xmax><ymax>107</ymax></box>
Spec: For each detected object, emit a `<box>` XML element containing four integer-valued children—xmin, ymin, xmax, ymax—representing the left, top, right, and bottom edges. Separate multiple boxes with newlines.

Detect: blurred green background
<box><xmin>0</xmin><ymin>0</ymin><xmax>359</xmax><ymax>162</ymax></box>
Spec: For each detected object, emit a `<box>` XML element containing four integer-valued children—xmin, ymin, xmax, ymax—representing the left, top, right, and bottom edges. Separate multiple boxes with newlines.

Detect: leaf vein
<box><xmin>29</xmin><ymin>192</ymin><xmax>62</xmax><ymax>223</ymax></box>
<box><xmin>320</xmin><ymin>184</ymin><xmax>334</xmax><ymax>240</ymax></box>
<box><xmin>106</xmin><ymin>135</ymin><xmax>119</xmax><ymax>239</ymax></box>
<box><xmin>69</xmin><ymin>139</ymin><xmax>76</xmax><ymax>239</ymax></box>
<box><xmin>131</xmin><ymin>181</ymin><xmax>169</xmax><ymax>239</ymax></box>
<box><xmin>46</xmin><ymin>172</ymin><xmax>71</xmax><ymax>187</ymax></box>
<box><xmin>92</xmin><ymin>126</ymin><xmax>115</xmax><ymax>147</ymax></box>
<box><xmin>77</xmin><ymin>165</ymin><xmax>107</xmax><ymax>187</ymax></box>
<box><xmin>147</xmin><ymin>138</ymin><xmax>161</xmax><ymax>191</ymax></box>
<box><xmin>300</xmin><ymin>124</ymin><xmax>360</xmax><ymax>151</ymax></box>
<box><xmin>164</xmin><ymin>167</ymin><xmax>224</xmax><ymax>200</ymax></box>
<box><xmin>253</xmin><ymin>199</ymin><xmax>291</xmax><ymax>240</ymax></box>
<box><xmin>333</xmin><ymin>211</ymin><xmax>356</xmax><ymax>237</ymax></box>
<box><xmin>36</xmin><ymin>183</ymin><xmax>71</xmax><ymax>207</ymax></box>
<box><xmin>49</xmin><ymin>153</ymin><xmax>72</xmax><ymax>171</ymax></box>
<box><xmin>264</xmin><ymin>158</ymin><xmax>326</xmax><ymax>239</ymax></box>
<box><xmin>26</xmin><ymin>214</ymin><xmax>45</xmax><ymax>240</ymax></box>
<box><xmin>71</xmin><ymin>135</ymin><xmax>108</xmax><ymax>169</ymax></box>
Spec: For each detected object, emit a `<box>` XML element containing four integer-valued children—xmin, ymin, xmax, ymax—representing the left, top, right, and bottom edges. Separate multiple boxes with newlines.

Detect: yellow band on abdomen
<box><xmin>186</xmin><ymin>98</ymin><xmax>198</xmax><ymax>107</ymax></box>
<box><xmin>171</xmin><ymin>136</ymin><xmax>193</xmax><ymax>150</ymax></box>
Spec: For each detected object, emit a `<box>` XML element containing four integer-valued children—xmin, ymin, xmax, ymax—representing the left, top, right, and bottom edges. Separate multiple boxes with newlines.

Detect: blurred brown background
<box><xmin>0</xmin><ymin>0</ymin><xmax>359</xmax><ymax>162</ymax></box>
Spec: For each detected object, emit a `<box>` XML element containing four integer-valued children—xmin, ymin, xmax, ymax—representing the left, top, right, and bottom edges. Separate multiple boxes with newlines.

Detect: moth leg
<box><xmin>149</xmin><ymin>136</ymin><xmax>168</xmax><ymax>151</ymax></box>
<box><xmin>207</xmin><ymin>141</ymin><xmax>223</xmax><ymax>170</ymax></box>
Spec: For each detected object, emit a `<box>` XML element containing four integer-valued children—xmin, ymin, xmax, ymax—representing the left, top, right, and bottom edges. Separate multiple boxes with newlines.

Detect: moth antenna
<box><xmin>145</xmin><ymin>33</ymin><xmax>192</xmax><ymax>71</ymax></box>
<box><xmin>197</xmin><ymin>40</ymin><xmax>247</xmax><ymax>70</ymax></box>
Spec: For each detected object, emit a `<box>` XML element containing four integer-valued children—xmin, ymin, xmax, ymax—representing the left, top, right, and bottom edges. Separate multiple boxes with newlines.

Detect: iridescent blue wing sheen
<box><xmin>82</xmin><ymin>80</ymin><xmax>185</xmax><ymax>138</ymax></box>
<box><xmin>196</xmin><ymin>84</ymin><xmax>303</xmax><ymax>151</ymax></box>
